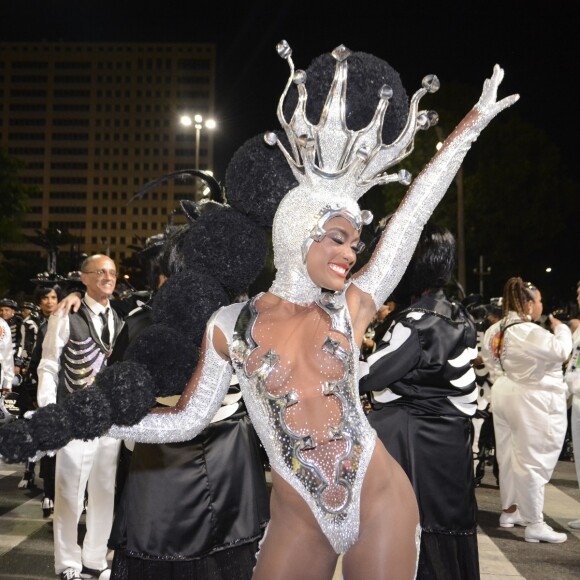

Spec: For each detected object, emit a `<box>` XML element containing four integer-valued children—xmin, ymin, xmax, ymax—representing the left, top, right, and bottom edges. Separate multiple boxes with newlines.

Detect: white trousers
<box><xmin>492</xmin><ymin>377</ymin><xmax>567</xmax><ymax>524</ymax></box>
<box><xmin>53</xmin><ymin>436</ymin><xmax>120</xmax><ymax>574</ymax></box>
<box><xmin>572</xmin><ymin>395</ymin><xmax>580</xmax><ymax>486</ymax></box>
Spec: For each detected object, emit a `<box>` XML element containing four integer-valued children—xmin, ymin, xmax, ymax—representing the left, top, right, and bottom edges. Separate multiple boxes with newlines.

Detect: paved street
<box><xmin>1</xmin><ymin>458</ymin><xmax>579</xmax><ymax>579</ymax></box>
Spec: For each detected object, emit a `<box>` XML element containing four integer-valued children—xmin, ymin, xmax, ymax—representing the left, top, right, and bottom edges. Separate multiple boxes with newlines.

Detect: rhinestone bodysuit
<box><xmin>229</xmin><ymin>291</ymin><xmax>375</xmax><ymax>553</ymax></box>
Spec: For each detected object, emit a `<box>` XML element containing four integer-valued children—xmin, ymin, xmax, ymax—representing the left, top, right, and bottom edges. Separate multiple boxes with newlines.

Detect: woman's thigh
<box><xmin>252</xmin><ymin>515</ymin><xmax>338</xmax><ymax>580</ymax></box>
<box><xmin>342</xmin><ymin>443</ymin><xmax>419</xmax><ymax>580</ymax></box>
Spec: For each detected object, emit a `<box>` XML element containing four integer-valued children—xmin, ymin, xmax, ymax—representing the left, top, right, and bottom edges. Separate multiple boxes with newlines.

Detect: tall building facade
<box><xmin>0</xmin><ymin>41</ymin><xmax>216</xmax><ymax>271</ymax></box>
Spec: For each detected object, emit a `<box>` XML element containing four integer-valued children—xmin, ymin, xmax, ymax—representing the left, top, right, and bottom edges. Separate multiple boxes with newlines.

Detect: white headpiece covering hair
<box><xmin>266</xmin><ymin>41</ymin><xmax>440</xmax><ymax>305</ymax></box>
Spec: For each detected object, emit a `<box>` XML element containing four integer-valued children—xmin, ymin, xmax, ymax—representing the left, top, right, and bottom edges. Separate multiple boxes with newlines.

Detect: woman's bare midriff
<box><xmin>246</xmin><ymin>293</ymin><xmax>419</xmax><ymax>578</ymax></box>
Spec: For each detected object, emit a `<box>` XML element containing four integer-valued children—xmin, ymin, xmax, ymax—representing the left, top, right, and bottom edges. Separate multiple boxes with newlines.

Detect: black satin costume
<box><xmin>109</xmin><ymin>403</ymin><xmax>270</xmax><ymax>580</ymax></box>
<box><xmin>108</xmin><ymin>306</ymin><xmax>270</xmax><ymax>580</ymax></box>
<box><xmin>360</xmin><ymin>290</ymin><xmax>480</xmax><ymax>580</ymax></box>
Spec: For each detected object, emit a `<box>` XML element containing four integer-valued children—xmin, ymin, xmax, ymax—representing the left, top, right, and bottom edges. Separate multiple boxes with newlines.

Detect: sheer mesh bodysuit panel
<box><xmin>250</xmin><ymin>297</ymin><xmax>351</xmax><ymax>511</ymax></box>
<box><xmin>230</xmin><ymin>294</ymin><xmax>420</xmax><ymax>578</ymax></box>
<box><xmin>230</xmin><ymin>292</ymin><xmax>377</xmax><ymax>555</ymax></box>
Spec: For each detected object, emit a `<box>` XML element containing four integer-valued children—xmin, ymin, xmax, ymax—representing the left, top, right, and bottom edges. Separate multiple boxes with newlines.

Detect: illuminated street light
<box><xmin>179</xmin><ymin>113</ymin><xmax>217</xmax><ymax>199</ymax></box>
<box><xmin>179</xmin><ymin>115</ymin><xmax>192</xmax><ymax>127</ymax></box>
<box><xmin>179</xmin><ymin>113</ymin><xmax>216</xmax><ymax>171</ymax></box>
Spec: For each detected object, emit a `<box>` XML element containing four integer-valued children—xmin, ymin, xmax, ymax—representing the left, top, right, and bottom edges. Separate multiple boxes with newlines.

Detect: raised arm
<box><xmin>55</xmin><ymin>291</ymin><xmax>83</xmax><ymax>316</ymax></box>
<box><xmin>352</xmin><ymin>65</ymin><xmax>519</xmax><ymax>312</ymax></box>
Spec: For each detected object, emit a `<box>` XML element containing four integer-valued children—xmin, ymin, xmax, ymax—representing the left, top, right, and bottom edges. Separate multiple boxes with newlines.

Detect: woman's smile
<box><xmin>328</xmin><ymin>262</ymin><xmax>349</xmax><ymax>278</ymax></box>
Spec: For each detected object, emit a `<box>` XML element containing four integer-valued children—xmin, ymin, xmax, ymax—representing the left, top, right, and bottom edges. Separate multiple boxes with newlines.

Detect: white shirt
<box><xmin>0</xmin><ymin>318</ymin><xmax>15</xmax><ymax>390</ymax></box>
<box><xmin>564</xmin><ymin>325</ymin><xmax>580</xmax><ymax>397</ymax></box>
<box><xmin>481</xmin><ymin>311</ymin><xmax>572</xmax><ymax>393</ymax></box>
<box><xmin>37</xmin><ymin>296</ymin><xmax>111</xmax><ymax>407</ymax></box>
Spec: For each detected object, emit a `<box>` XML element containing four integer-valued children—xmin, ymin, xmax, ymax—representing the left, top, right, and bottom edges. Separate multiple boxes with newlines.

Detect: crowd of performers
<box><xmin>0</xmin><ymin>39</ymin><xmax>575</xmax><ymax>580</ymax></box>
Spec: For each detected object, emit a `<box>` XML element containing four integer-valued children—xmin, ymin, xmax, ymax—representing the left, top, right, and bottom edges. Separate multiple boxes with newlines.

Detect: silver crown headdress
<box><xmin>267</xmin><ymin>40</ymin><xmax>440</xmax><ymax>305</ymax></box>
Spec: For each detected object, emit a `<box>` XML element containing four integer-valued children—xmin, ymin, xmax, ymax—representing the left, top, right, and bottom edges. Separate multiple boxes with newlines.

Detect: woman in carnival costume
<box><xmin>0</xmin><ymin>41</ymin><xmax>517</xmax><ymax>579</ymax></box>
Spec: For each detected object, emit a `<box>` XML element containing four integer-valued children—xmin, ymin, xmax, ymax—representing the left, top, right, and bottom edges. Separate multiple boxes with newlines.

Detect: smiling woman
<box><xmin>100</xmin><ymin>42</ymin><xmax>517</xmax><ymax>579</ymax></box>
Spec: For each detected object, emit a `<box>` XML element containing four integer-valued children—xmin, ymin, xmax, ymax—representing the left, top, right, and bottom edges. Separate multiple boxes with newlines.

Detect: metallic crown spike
<box><xmin>265</xmin><ymin>40</ymin><xmax>440</xmax><ymax>201</ymax></box>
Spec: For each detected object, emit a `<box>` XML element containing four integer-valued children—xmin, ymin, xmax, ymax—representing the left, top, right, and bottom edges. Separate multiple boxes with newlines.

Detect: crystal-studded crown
<box><xmin>265</xmin><ymin>40</ymin><xmax>441</xmax><ymax>201</ymax></box>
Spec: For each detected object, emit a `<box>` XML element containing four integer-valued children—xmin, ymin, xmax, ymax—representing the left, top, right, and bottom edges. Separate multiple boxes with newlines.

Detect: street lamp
<box><xmin>179</xmin><ymin>113</ymin><xmax>216</xmax><ymax>171</ymax></box>
<box><xmin>179</xmin><ymin>114</ymin><xmax>216</xmax><ymax>200</ymax></box>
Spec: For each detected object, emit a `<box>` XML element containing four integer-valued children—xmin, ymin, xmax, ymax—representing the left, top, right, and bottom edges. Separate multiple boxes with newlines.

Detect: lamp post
<box><xmin>179</xmin><ymin>114</ymin><xmax>216</xmax><ymax>199</ymax></box>
<box><xmin>473</xmin><ymin>255</ymin><xmax>491</xmax><ymax>297</ymax></box>
<box><xmin>179</xmin><ymin>114</ymin><xmax>216</xmax><ymax>170</ymax></box>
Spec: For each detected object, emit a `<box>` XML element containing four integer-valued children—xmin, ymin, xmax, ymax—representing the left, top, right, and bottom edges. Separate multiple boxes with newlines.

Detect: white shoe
<box><xmin>525</xmin><ymin>522</ymin><xmax>567</xmax><ymax>543</ymax></box>
<box><xmin>499</xmin><ymin>508</ymin><xmax>527</xmax><ymax>528</ymax></box>
<box><xmin>568</xmin><ymin>519</ymin><xmax>580</xmax><ymax>529</ymax></box>
<box><xmin>41</xmin><ymin>497</ymin><xmax>54</xmax><ymax>518</ymax></box>
<box><xmin>60</xmin><ymin>568</ymin><xmax>82</xmax><ymax>580</ymax></box>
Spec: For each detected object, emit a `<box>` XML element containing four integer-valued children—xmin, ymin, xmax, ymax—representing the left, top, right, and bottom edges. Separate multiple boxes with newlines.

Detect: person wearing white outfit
<box><xmin>37</xmin><ymin>255</ymin><xmax>123</xmax><ymax>580</ymax></box>
<box><xmin>564</xmin><ymin>281</ymin><xmax>580</xmax><ymax>529</ymax></box>
<box><xmin>0</xmin><ymin>317</ymin><xmax>15</xmax><ymax>394</ymax></box>
<box><xmin>481</xmin><ymin>277</ymin><xmax>572</xmax><ymax>544</ymax></box>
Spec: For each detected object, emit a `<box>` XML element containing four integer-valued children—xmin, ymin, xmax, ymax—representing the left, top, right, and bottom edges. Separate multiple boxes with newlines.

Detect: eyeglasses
<box><xmin>83</xmin><ymin>269</ymin><xmax>118</xmax><ymax>279</ymax></box>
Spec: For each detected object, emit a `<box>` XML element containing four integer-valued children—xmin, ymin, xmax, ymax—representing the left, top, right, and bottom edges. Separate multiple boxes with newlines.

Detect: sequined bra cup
<box><xmin>229</xmin><ymin>292</ymin><xmax>376</xmax><ymax>554</ymax></box>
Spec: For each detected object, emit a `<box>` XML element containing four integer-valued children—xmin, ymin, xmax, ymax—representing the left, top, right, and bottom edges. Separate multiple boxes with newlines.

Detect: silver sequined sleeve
<box><xmin>107</xmin><ymin>328</ymin><xmax>233</xmax><ymax>444</ymax></box>
<box><xmin>352</xmin><ymin>131</ymin><xmax>471</xmax><ymax>308</ymax></box>
<box><xmin>354</xmin><ymin>65</ymin><xmax>519</xmax><ymax>309</ymax></box>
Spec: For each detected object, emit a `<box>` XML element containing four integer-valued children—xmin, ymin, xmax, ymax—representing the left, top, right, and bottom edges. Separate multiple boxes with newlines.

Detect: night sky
<box><xmin>1</xmin><ymin>0</ymin><xmax>576</xmax><ymax>179</ymax></box>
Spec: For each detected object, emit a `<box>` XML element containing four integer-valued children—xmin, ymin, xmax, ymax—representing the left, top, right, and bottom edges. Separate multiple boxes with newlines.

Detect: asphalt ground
<box><xmin>1</xmin><ymin>458</ymin><xmax>579</xmax><ymax>579</ymax></box>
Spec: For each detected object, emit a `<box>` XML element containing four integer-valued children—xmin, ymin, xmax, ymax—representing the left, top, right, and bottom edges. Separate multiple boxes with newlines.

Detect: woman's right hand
<box><xmin>55</xmin><ymin>292</ymin><xmax>82</xmax><ymax>315</ymax></box>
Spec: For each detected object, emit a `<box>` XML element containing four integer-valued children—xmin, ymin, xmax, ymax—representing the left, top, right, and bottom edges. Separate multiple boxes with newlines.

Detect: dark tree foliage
<box><xmin>0</xmin><ymin>150</ymin><xmax>39</xmax><ymax>294</ymax></box>
<box><xmin>0</xmin><ymin>149</ymin><xmax>31</xmax><ymax>246</ymax></box>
